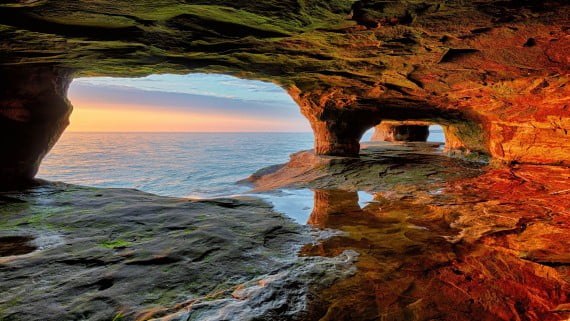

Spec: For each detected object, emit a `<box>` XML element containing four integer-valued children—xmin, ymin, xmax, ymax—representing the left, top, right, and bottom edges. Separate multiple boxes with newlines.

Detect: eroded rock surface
<box><xmin>1</xmin><ymin>142</ymin><xmax>569</xmax><ymax>320</ymax></box>
<box><xmin>0</xmin><ymin>66</ymin><xmax>72</xmax><ymax>188</ymax></box>
<box><xmin>247</xmin><ymin>142</ymin><xmax>486</xmax><ymax>192</ymax></box>
<box><xmin>298</xmin><ymin>164</ymin><xmax>570</xmax><ymax>321</ymax></box>
<box><xmin>0</xmin><ymin>184</ymin><xmax>354</xmax><ymax>321</ymax></box>
<box><xmin>249</xmin><ymin>143</ymin><xmax>570</xmax><ymax>321</ymax></box>
<box><xmin>0</xmin><ymin>0</ymin><xmax>569</xmax><ymax>182</ymax></box>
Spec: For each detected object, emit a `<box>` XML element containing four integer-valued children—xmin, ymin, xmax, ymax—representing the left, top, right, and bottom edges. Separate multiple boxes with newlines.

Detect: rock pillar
<box><xmin>288</xmin><ymin>86</ymin><xmax>380</xmax><ymax>157</ymax></box>
<box><xmin>0</xmin><ymin>66</ymin><xmax>73</xmax><ymax>189</ymax></box>
<box><xmin>308</xmin><ymin>189</ymin><xmax>361</xmax><ymax>227</ymax></box>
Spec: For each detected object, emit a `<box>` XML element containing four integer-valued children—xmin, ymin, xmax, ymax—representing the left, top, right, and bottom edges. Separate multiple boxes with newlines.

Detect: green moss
<box><xmin>0</xmin><ymin>204</ymin><xmax>75</xmax><ymax>231</ymax></box>
<box><xmin>139</xmin><ymin>5</ymin><xmax>293</xmax><ymax>34</ymax></box>
<box><xmin>491</xmin><ymin>82</ymin><xmax>518</xmax><ymax>99</ymax></box>
<box><xmin>0</xmin><ymin>24</ymin><xmax>13</xmax><ymax>32</ymax></box>
<box><xmin>168</xmin><ymin>227</ymin><xmax>198</xmax><ymax>237</ymax></box>
<box><xmin>39</xmin><ymin>12</ymin><xmax>136</xmax><ymax>28</ymax></box>
<box><xmin>0</xmin><ymin>295</ymin><xmax>22</xmax><ymax>316</ymax></box>
<box><xmin>111</xmin><ymin>312</ymin><xmax>124</xmax><ymax>321</ymax></box>
<box><xmin>99</xmin><ymin>239</ymin><xmax>132</xmax><ymax>249</ymax></box>
<box><xmin>0</xmin><ymin>0</ymin><xmax>48</xmax><ymax>7</ymax></box>
<box><xmin>0</xmin><ymin>202</ymin><xmax>29</xmax><ymax>218</ymax></box>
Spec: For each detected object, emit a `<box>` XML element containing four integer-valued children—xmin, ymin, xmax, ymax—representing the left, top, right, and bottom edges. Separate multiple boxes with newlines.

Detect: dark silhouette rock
<box><xmin>0</xmin><ymin>66</ymin><xmax>72</xmax><ymax>189</ymax></box>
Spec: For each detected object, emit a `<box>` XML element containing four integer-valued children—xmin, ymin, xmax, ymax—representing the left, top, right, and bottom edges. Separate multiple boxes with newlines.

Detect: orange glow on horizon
<box><xmin>67</xmin><ymin>101</ymin><xmax>309</xmax><ymax>132</ymax></box>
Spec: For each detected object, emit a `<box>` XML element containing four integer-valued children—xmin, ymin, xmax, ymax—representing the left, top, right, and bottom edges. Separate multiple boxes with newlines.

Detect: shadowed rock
<box><xmin>0</xmin><ymin>183</ymin><xmax>355</xmax><ymax>321</ymax></box>
<box><xmin>0</xmin><ymin>66</ymin><xmax>72</xmax><ymax>189</ymax></box>
<box><xmin>371</xmin><ymin>121</ymin><xmax>430</xmax><ymax>142</ymax></box>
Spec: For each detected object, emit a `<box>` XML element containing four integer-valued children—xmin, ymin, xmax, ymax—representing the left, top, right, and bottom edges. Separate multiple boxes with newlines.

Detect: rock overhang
<box><xmin>0</xmin><ymin>0</ymin><xmax>569</xmax><ymax>185</ymax></box>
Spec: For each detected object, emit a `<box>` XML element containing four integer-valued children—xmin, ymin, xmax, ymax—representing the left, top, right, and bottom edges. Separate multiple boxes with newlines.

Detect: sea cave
<box><xmin>1</xmin><ymin>0</ymin><xmax>569</xmax><ymax>320</ymax></box>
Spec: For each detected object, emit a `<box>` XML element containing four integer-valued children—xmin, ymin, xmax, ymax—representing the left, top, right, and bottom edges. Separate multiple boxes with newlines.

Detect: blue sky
<box><xmin>68</xmin><ymin>74</ymin><xmax>311</xmax><ymax>132</ymax></box>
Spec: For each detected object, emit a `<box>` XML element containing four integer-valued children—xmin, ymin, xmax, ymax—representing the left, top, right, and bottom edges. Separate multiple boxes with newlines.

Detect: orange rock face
<box><xmin>243</xmin><ymin>141</ymin><xmax>570</xmax><ymax>320</ymax></box>
<box><xmin>0</xmin><ymin>0</ymin><xmax>569</xmax><ymax>183</ymax></box>
<box><xmin>300</xmin><ymin>165</ymin><xmax>570</xmax><ymax>321</ymax></box>
<box><xmin>285</xmin><ymin>1</ymin><xmax>570</xmax><ymax>163</ymax></box>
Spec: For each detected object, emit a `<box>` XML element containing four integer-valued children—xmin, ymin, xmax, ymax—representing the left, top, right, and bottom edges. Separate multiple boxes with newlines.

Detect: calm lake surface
<box><xmin>33</xmin><ymin>128</ymin><xmax>564</xmax><ymax>321</ymax></box>
<box><xmin>39</xmin><ymin>132</ymin><xmax>314</xmax><ymax>198</ymax></box>
<box><xmin>39</xmin><ymin>130</ymin><xmax>444</xmax><ymax>224</ymax></box>
<box><xmin>39</xmin><ymin>129</ymin><xmax>445</xmax><ymax>199</ymax></box>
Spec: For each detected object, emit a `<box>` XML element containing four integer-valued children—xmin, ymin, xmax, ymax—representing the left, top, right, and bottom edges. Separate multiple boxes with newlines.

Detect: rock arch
<box><xmin>371</xmin><ymin>121</ymin><xmax>430</xmax><ymax>142</ymax></box>
<box><xmin>1</xmin><ymin>0</ymin><xmax>569</xmax><ymax>187</ymax></box>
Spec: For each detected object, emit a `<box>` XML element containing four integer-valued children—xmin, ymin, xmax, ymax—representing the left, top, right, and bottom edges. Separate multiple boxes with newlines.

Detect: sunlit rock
<box><xmin>0</xmin><ymin>0</ymin><xmax>568</xmax><ymax>184</ymax></box>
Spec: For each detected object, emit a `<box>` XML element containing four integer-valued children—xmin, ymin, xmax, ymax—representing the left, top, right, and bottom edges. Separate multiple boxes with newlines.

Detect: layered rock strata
<box><xmin>0</xmin><ymin>0</ymin><xmax>569</xmax><ymax>185</ymax></box>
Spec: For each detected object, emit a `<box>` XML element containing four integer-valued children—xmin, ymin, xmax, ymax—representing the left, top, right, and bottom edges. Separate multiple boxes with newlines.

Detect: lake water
<box><xmin>39</xmin><ymin>132</ymin><xmax>314</xmax><ymax>198</ymax></box>
<box><xmin>34</xmin><ymin>129</ymin><xmax>562</xmax><ymax>321</ymax></box>
<box><xmin>39</xmin><ymin>129</ymin><xmax>444</xmax><ymax>199</ymax></box>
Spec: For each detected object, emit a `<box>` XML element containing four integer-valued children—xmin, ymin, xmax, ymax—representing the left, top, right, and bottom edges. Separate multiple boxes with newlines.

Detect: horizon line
<box><xmin>65</xmin><ymin>131</ymin><xmax>315</xmax><ymax>134</ymax></box>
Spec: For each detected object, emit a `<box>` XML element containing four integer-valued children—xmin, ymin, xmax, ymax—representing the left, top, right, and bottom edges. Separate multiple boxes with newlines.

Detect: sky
<box><xmin>67</xmin><ymin>74</ymin><xmax>311</xmax><ymax>132</ymax></box>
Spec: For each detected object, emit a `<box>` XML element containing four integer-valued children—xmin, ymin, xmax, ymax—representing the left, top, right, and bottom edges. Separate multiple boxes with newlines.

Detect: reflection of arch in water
<box><xmin>301</xmin><ymin>186</ymin><xmax>570</xmax><ymax>321</ymax></box>
<box><xmin>308</xmin><ymin>189</ymin><xmax>362</xmax><ymax>227</ymax></box>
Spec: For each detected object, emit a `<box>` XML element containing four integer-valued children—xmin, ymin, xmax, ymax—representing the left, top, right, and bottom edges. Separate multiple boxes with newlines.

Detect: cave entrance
<box><xmin>360</xmin><ymin>127</ymin><xmax>375</xmax><ymax>142</ymax></box>
<box><xmin>37</xmin><ymin>74</ymin><xmax>312</xmax><ymax>197</ymax></box>
<box><xmin>368</xmin><ymin>121</ymin><xmax>433</xmax><ymax>143</ymax></box>
<box><xmin>366</xmin><ymin>122</ymin><xmax>447</xmax><ymax>148</ymax></box>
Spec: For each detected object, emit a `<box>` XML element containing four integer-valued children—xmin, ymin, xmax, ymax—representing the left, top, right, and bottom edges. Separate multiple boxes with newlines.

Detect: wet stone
<box><xmin>1</xmin><ymin>143</ymin><xmax>570</xmax><ymax>321</ymax></box>
<box><xmin>0</xmin><ymin>236</ymin><xmax>36</xmax><ymax>257</ymax></box>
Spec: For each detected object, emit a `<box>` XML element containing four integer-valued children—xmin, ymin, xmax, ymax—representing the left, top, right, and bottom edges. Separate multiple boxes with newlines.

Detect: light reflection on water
<box><xmin>39</xmin><ymin>132</ymin><xmax>314</xmax><ymax>198</ymax></box>
<box><xmin>34</xmin><ymin>131</ymin><xmax>570</xmax><ymax>320</ymax></box>
<box><xmin>428</xmin><ymin>125</ymin><xmax>445</xmax><ymax>142</ymax></box>
<box><xmin>256</xmin><ymin>189</ymin><xmax>315</xmax><ymax>224</ymax></box>
<box><xmin>256</xmin><ymin>189</ymin><xmax>376</xmax><ymax>225</ymax></box>
<box><xmin>266</xmin><ymin>187</ymin><xmax>570</xmax><ymax>321</ymax></box>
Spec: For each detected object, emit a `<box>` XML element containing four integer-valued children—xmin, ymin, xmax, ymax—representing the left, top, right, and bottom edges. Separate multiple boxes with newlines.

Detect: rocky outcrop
<box><xmin>1</xmin><ymin>139</ymin><xmax>569</xmax><ymax>321</ymax></box>
<box><xmin>247</xmin><ymin>142</ymin><xmax>486</xmax><ymax>192</ymax></box>
<box><xmin>0</xmin><ymin>183</ymin><xmax>356</xmax><ymax>321</ymax></box>
<box><xmin>247</xmin><ymin>143</ymin><xmax>570</xmax><ymax>321</ymax></box>
<box><xmin>0</xmin><ymin>0</ymin><xmax>569</xmax><ymax>185</ymax></box>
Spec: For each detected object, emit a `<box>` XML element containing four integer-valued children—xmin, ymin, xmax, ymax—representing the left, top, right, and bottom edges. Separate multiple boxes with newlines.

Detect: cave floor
<box><xmin>1</xmin><ymin>143</ymin><xmax>570</xmax><ymax>321</ymax></box>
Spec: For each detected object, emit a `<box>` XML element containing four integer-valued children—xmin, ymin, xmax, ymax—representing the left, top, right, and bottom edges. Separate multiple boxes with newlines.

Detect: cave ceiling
<box><xmin>0</xmin><ymin>0</ymin><xmax>569</xmax><ymax>165</ymax></box>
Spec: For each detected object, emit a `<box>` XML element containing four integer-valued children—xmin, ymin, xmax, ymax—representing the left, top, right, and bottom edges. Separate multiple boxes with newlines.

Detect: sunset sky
<box><xmin>67</xmin><ymin>74</ymin><xmax>311</xmax><ymax>132</ymax></box>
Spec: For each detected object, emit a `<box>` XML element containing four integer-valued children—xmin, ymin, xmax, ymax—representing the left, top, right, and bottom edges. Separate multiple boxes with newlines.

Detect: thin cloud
<box><xmin>68</xmin><ymin>74</ymin><xmax>311</xmax><ymax>132</ymax></box>
<box><xmin>73</xmin><ymin>74</ymin><xmax>293</xmax><ymax>105</ymax></box>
